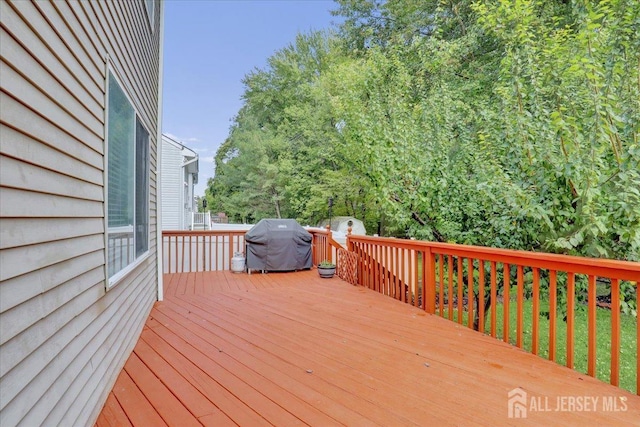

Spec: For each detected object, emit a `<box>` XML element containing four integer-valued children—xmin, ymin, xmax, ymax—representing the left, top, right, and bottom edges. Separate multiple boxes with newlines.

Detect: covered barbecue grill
<box><xmin>245</xmin><ymin>219</ymin><xmax>312</xmax><ymax>272</ymax></box>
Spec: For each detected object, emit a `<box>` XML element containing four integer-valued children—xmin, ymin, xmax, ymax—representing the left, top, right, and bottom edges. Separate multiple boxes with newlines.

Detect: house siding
<box><xmin>161</xmin><ymin>138</ymin><xmax>183</xmax><ymax>230</ymax></box>
<box><xmin>0</xmin><ymin>1</ymin><xmax>162</xmax><ymax>426</ymax></box>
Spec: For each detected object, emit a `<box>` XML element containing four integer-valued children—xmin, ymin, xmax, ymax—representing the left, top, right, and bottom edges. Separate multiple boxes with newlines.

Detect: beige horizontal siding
<box><xmin>0</xmin><ymin>187</ymin><xmax>104</xmax><ymax>218</ymax></box>
<box><xmin>1</xmin><ymin>64</ymin><xmax>103</xmax><ymax>150</ymax></box>
<box><xmin>49</xmin><ymin>0</ymin><xmax>106</xmax><ymax>86</ymax></box>
<box><xmin>0</xmin><ymin>0</ymin><xmax>162</xmax><ymax>426</ymax></box>
<box><xmin>2</xmin><ymin>1</ymin><xmax>104</xmax><ymax>110</ymax></box>
<box><xmin>0</xmin><ymin>266</ymin><xmax>105</xmax><ymax>347</ymax></box>
<box><xmin>1</xmin><ymin>262</ymin><xmax>155</xmax><ymax>423</ymax></box>
<box><xmin>55</xmin><ymin>264</ymin><xmax>156</xmax><ymax>426</ymax></box>
<box><xmin>0</xmin><ymin>26</ymin><xmax>102</xmax><ymax>125</ymax></box>
<box><xmin>0</xmin><ymin>95</ymin><xmax>104</xmax><ymax>169</ymax></box>
<box><xmin>0</xmin><ymin>218</ymin><xmax>104</xmax><ymax>250</ymax></box>
<box><xmin>0</xmin><ymin>234</ymin><xmax>105</xmax><ymax>282</ymax></box>
<box><xmin>1</xmin><ymin>125</ymin><xmax>103</xmax><ymax>186</ymax></box>
<box><xmin>0</xmin><ymin>251</ymin><xmax>104</xmax><ymax>313</ymax></box>
<box><xmin>0</xmin><ymin>155</ymin><xmax>103</xmax><ymax>201</ymax></box>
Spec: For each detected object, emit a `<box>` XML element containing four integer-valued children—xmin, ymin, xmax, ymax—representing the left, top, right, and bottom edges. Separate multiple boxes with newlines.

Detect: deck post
<box><xmin>311</xmin><ymin>234</ymin><xmax>317</xmax><ymax>266</ymax></box>
<box><xmin>424</xmin><ymin>247</ymin><xmax>436</xmax><ymax>314</ymax></box>
<box><xmin>325</xmin><ymin>225</ymin><xmax>332</xmax><ymax>263</ymax></box>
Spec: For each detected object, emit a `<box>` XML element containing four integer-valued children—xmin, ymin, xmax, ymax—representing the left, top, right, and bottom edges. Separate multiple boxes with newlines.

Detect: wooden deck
<box><xmin>97</xmin><ymin>270</ymin><xmax>640</xmax><ymax>426</ymax></box>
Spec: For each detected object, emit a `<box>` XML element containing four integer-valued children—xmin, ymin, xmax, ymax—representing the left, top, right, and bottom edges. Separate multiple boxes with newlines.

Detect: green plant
<box><xmin>318</xmin><ymin>260</ymin><xmax>336</xmax><ymax>268</ymax></box>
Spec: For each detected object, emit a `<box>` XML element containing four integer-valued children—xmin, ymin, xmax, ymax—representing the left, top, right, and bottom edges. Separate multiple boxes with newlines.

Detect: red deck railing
<box><xmin>162</xmin><ymin>230</ymin><xmax>245</xmax><ymax>273</ymax></box>
<box><xmin>161</xmin><ymin>229</ymin><xmax>638</xmax><ymax>394</ymax></box>
<box><xmin>162</xmin><ymin>228</ymin><xmax>342</xmax><ymax>274</ymax></box>
<box><xmin>347</xmin><ymin>234</ymin><xmax>640</xmax><ymax>394</ymax></box>
<box><xmin>307</xmin><ymin>226</ymin><xmax>344</xmax><ymax>266</ymax></box>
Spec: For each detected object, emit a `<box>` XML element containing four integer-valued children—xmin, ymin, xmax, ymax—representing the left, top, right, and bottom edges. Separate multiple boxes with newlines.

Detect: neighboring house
<box><xmin>0</xmin><ymin>1</ymin><xmax>163</xmax><ymax>426</ymax></box>
<box><xmin>161</xmin><ymin>134</ymin><xmax>199</xmax><ymax>230</ymax></box>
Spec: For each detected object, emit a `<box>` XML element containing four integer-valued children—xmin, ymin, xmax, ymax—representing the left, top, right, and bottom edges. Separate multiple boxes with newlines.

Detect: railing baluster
<box><xmin>190</xmin><ymin>235</ymin><xmax>194</xmax><ymax>272</ymax></box>
<box><xmin>516</xmin><ymin>265</ymin><xmax>524</xmax><ymax>348</ymax></box>
<box><xmin>376</xmin><ymin>243</ymin><xmax>381</xmax><ymax>293</ymax></box>
<box><xmin>182</xmin><ymin>235</ymin><xmax>185</xmax><ymax>273</ymax></box>
<box><xmin>196</xmin><ymin>235</ymin><xmax>200</xmax><ymax>271</ymax></box>
<box><xmin>532</xmin><ymin>267</ymin><xmax>540</xmax><ymax>355</ymax></box>
<box><xmin>457</xmin><ymin>257</ymin><xmax>463</xmax><ymax>324</ymax></box>
<box><xmin>414</xmin><ymin>250</ymin><xmax>420</xmax><ymax>308</ymax></box>
<box><xmin>588</xmin><ymin>275</ymin><xmax>597</xmax><ymax>377</ymax></box>
<box><xmin>416</xmin><ymin>251</ymin><xmax>424</xmax><ymax>313</ymax></box>
<box><xmin>567</xmin><ymin>272</ymin><xmax>575</xmax><ymax>369</ymax></box>
<box><xmin>368</xmin><ymin>244</ymin><xmax>373</xmax><ymax>292</ymax></box>
<box><xmin>376</xmin><ymin>244</ymin><xmax>382</xmax><ymax>294</ymax></box>
<box><xmin>448</xmin><ymin>256</ymin><xmax>454</xmax><ymax>321</ymax></box>
<box><xmin>381</xmin><ymin>245</ymin><xmax>386</xmax><ymax>295</ymax></box>
<box><xmin>174</xmin><ymin>236</ymin><xmax>179</xmax><ymax>273</ymax></box>
<box><xmin>478</xmin><ymin>260</ymin><xmax>485</xmax><ymax>334</ymax></box>
<box><xmin>400</xmin><ymin>248</ymin><xmax>406</xmax><ymax>303</ymax></box>
<box><xmin>166</xmin><ymin>236</ymin><xmax>171</xmax><ymax>274</ymax></box>
<box><xmin>228</xmin><ymin>234</ymin><xmax>233</xmax><ymax>270</ymax></box>
<box><xmin>503</xmin><ymin>263</ymin><xmax>510</xmax><ymax>344</ymax></box>
<box><xmin>438</xmin><ymin>254</ymin><xmax>444</xmax><ymax>317</ymax></box>
<box><xmin>490</xmin><ymin>261</ymin><xmax>497</xmax><ymax>337</ymax></box>
<box><xmin>207</xmin><ymin>234</ymin><xmax>212</xmax><ymax>270</ymax></box>
<box><xmin>609</xmin><ymin>278</ymin><xmax>620</xmax><ymax>386</ymax></box>
<box><xmin>369</xmin><ymin>243</ymin><xmax>374</xmax><ymax>290</ymax></box>
<box><xmin>468</xmin><ymin>258</ymin><xmax>474</xmax><ymax>329</ymax></box>
<box><xmin>360</xmin><ymin>243</ymin><xmax>364</xmax><ymax>286</ymax></box>
<box><xmin>391</xmin><ymin>245</ymin><xmax>396</xmax><ymax>297</ymax></box>
<box><xmin>372</xmin><ymin>243</ymin><xmax>377</xmax><ymax>291</ymax></box>
<box><xmin>549</xmin><ymin>270</ymin><xmax>557</xmax><ymax>362</ymax></box>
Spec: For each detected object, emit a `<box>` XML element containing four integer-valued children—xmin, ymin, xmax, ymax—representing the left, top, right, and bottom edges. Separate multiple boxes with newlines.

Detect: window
<box><xmin>107</xmin><ymin>72</ymin><xmax>150</xmax><ymax>282</ymax></box>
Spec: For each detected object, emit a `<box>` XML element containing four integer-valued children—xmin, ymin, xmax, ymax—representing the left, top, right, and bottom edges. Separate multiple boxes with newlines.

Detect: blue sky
<box><xmin>162</xmin><ymin>0</ymin><xmax>340</xmax><ymax>196</ymax></box>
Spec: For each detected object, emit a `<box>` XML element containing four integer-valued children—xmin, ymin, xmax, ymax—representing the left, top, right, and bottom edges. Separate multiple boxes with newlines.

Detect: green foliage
<box><xmin>319</xmin><ymin>260</ymin><xmax>336</xmax><ymax>268</ymax></box>
<box><xmin>473</xmin><ymin>0</ymin><xmax>640</xmax><ymax>261</ymax></box>
<box><xmin>207</xmin><ymin>0</ymin><xmax>639</xmax><ymax>272</ymax></box>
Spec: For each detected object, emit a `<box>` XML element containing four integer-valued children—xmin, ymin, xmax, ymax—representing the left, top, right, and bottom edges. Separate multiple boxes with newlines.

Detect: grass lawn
<box><xmin>443</xmin><ymin>300</ymin><xmax>637</xmax><ymax>394</ymax></box>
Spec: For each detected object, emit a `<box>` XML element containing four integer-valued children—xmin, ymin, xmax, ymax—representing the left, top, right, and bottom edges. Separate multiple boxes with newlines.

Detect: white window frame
<box><xmin>105</xmin><ymin>67</ymin><xmax>151</xmax><ymax>289</ymax></box>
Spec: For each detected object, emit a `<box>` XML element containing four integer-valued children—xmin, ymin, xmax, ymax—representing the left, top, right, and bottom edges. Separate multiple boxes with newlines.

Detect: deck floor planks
<box><xmin>98</xmin><ymin>270</ymin><xmax>640</xmax><ymax>426</ymax></box>
<box><xmin>162</xmin><ymin>275</ymin><xmax>458</xmax><ymax>425</ymax></box>
<box><xmin>145</xmin><ymin>326</ymin><xmax>309</xmax><ymax>427</ymax></box>
<box><xmin>140</xmin><ymin>328</ymin><xmax>273</xmax><ymax>427</ymax></box>
<box><xmin>153</xmin><ymin>296</ymin><xmax>418</xmax><ymax>426</ymax></box>
<box><xmin>170</xmin><ymin>283</ymin><xmax>498</xmax><ymax>424</ymax></box>
<box><xmin>227</xmin><ymin>276</ymin><xmax>627</xmax><ymax>406</ymax></box>
<box><xmin>171</xmin><ymin>286</ymin><xmax>518</xmax><ymax>423</ymax></box>
<box><xmin>95</xmin><ymin>394</ymin><xmax>132</xmax><ymax>427</ymax></box>
<box><xmin>195</xmin><ymin>271</ymin><xmax>205</xmax><ymax>295</ymax></box>
<box><xmin>132</xmin><ymin>338</ymin><xmax>228</xmax><ymax>420</ymax></box>
<box><xmin>124</xmin><ymin>352</ymin><xmax>201</xmax><ymax>427</ymax></box>
<box><xmin>111</xmin><ymin>369</ymin><xmax>168</xmax><ymax>426</ymax></box>
<box><xmin>150</xmin><ymin>305</ymin><xmax>367</xmax><ymax>426</ymax></box>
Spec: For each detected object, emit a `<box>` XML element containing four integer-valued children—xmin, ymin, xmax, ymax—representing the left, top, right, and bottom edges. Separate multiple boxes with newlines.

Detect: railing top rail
<box><xmin>348</xmin><ymin>235</ymin><xmax>640</xmax><ymax>281</ymax></box>
<box><xmin>306</xmin><ymin>227</ymin><xmax>330</xmax><ymax>235</ymax></box>
<box><xmin>163</xmin><ymin>230</ymin><xmax>247</xmax><ymax>236</ymax></box>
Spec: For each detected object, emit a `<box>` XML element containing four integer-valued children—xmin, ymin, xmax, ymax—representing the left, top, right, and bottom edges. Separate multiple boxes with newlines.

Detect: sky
<box><xmin>162</xmin><ymin>0</ymin><xmax>341</xmax><ymax>197</ymax></box>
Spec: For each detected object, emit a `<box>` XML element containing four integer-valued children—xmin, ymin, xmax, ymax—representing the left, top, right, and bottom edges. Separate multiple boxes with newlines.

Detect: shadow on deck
<box><xmin>97</xmin><ymin>270</ymin><xmax>640</xmax><ymax>426</ymax></box>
